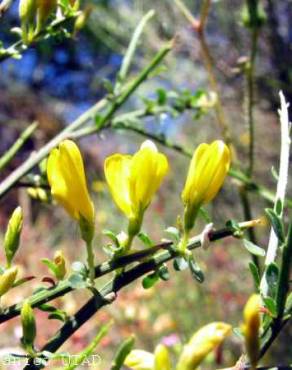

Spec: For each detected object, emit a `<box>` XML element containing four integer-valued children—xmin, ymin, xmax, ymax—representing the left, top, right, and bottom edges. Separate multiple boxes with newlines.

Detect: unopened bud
<box><xmin>53</xmin><ymin>250</ymin><xmax>67</xmax><ymax>280</ymax></box>
<box><xmin>74</xmin><ymin>6</ymin><xmax>92</xmax><ymax>34</ymax></box>
<box><xmin>35</xmin><ymin>0</ymin><xmax>57</xmax><ymax>34</ymax></box>
<box><xmin>27</xmin><ymin>187</ymin><xmax>49</xmax><ymax>202</ymax></box>
<box><xmin>242</xmin><ymin>294</ymin><xmax>260</xmax><ymax>368</ymax></box>
<box><xmin>19</xmin><ymin>0</ymin><xmax>37</xmax><ymax>43</ymax></box>
<box><xmin>154</xmin><ymin>344</ymin><xmax>171</xmax><ymax>370</ymax></box>
<box><xmin>21</xmin><ymin>300</ymin><xmax>36</xmax><ymax>350</ymax></box>
<box><xmin>4</xmin><ymin>207</ymin><xmax>23</xmax><ymax>267</ymax></box>
<box><xmin>0</xmin><ymin>266</ymin><xmax>18</xmax><ymax>297</ymax></box>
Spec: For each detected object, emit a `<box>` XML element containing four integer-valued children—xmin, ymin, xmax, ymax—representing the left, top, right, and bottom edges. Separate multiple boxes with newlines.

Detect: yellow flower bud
<box><xmin>19</xmin><ymin>0</ymin><xmax>37</xmax><ymax>43</ymax></box>
<box><xmin>21</xmin><ymin>300</ymin><xmax>36</xmax><ymax>350</ymax></box>
<box><xmin>74</xmin><ymin>5</ymin><xmax>92</xmax><ymax>34</ymax></box>
<box><xmin>4</xmin><ymin>207</ymin><xmax>23</xmax><ymax>267</ymax></box>
<box><xmin>182</xmin><ymin>140</ymin><xmax>231</xmax><ymax>231</ymax></box>
<box><xmin>154</xmin><ymin>344</ymin><xmax>171</xmax><ymax>370</ymax></box>
<box><xmin>53</xmin><ymin>250</ymin><xmax>67</xmax><ymax>280</ymax></box>
<box><xmin>242</xmin><ymin>294</ymin><xmax>261</xmax><ymax>368</ymax></box>
<box><xmin>47</xmin><ymin>140</ymin><xmax>95</xmax><ymax>226</ymax></box>
<box><xmin>124</xmin><ymin>349</ymin><xmax>154</xmax><ymax>370</ymax></box>
<box><xmin>27</xmin><ymin>187</ymin><xmax>49</xmax><ymax>202</ymax></box>
<box><xmin>104</xmin><ymin>140</ymin><xmax>168</xmax><ymax>235</ymax></box>
<box><xmin>0</xmin><ymin>266</ymin><xmax>18</xmax><ymax>297</ymax></box>
<box><xmin>176</xmin><ymin>322</ymin><xmax>232</xmax><ymax>370</ymax></box>
<box><xmin>35</xmin><ymin>0</ymin><xmax>57</xmax><ymax>34</ymax></box>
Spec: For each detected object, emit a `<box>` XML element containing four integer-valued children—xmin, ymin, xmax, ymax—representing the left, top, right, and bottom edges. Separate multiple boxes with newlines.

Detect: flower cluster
<box><xmin>46</xmin><ymin>138</ymin><xmax>230</xmax><ymax>276</ymax></box>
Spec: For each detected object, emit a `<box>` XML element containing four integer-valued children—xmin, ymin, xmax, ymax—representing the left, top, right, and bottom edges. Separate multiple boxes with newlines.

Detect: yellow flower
<box><xmin>124</xmin><ymin>349</ymin><xmax>154</xmax><ymax>370</ymax></box>
<box><xmin>47</xmin><ymin>140</ymin><xmax>95</xmax><ymax>225</ymax></box>
<box><xmin>104</xmin><ymin>140</ymin><xmax>168</xmax><ymax>234</ymax></box>
<box><xmin>176</xmin><ymin>322</ymin><xmax>232</xmax><ymax>370</ymax></box>
<box><xmin>0</xmin><ymin>266</ymin><xmax>18</xmax><ymax>297</ymax></box>
<box><xmin>124</xmin><ymin>344</ymin><xmax>171</xmax><ymax>370</ymax></box>
<box><xmin>154</xmin><ymin>344</ymin><xmax>171</xmax><ymax>370</ymax></box>
<box><xmin>182</xmin><ymin>140</ymin><xmax>231</xmax><ymax>231</ymax></box>
<box><xmin>242</xmin><ymin>294</ymin><xmax>261</xmax><ymax>368</ymax></box>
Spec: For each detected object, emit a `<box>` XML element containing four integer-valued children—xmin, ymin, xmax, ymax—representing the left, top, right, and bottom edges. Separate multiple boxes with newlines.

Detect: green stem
<box><xmin>179</xmin><ymin>230</ymin><xmax>189</xmax><ymax>255</ymax></box>
<box><xmin>114</xmin><ymin>9</ymin><xmax>155</xmax><ymax>94</ymax></box>
<box><xmin>276</xmin><ymin>222</ymin><xmax>292</xmax><ymax>319</ymax></box>
<box><xmin>0</xmin><ymin>222</ymin><xmax>254</xmax><ymax>324</ymax></box>
<box><xmin>0</xmin><ymin>42</ymin><xmax>172</xmax><ymax>199</ymax></box>
<box><xmin>0</xmin><ymin>123</ymin><xmax>37</xmax><ymax>171</ymax></box>
<box><xmin>23</xmin><ymin>225</ymin><xmax>249</xmax><ymax>369</ymax></box>
<box><xmin>245</xmin><ymin>2</ymin><xmax>260</xmax><ymax>177</ymax></box>
<box><xmin>86</xmin><ymin>241</ymin><xmax>95</xmax><ymax>284</ymax></box>
<box><xmin>239</xmin><ymin>187</ymin><xmax>260</xmax><ymax>271</ymax></box>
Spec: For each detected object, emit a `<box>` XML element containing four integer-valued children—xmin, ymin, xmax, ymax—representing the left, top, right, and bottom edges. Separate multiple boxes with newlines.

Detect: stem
<box><xmin>276</xmin><ymin>223</ymin><xmax>292</xmax><ymax>319</ymax></box>
<box><xmin>239</xmin><ymin>187</ymin><xmax>260</xmax><ymax>270</ymax></box>
<box><xmin>0</xmin><ymin>98</ymin><xmax>107</xmax><ymax>198</ymax></box>
<box><xmin>199</xmin><ymin>0</ymin><xmax>211</xmax><ymax>30</ymax></box>
<box><xmin>179</xmin><ymin>230</ymin><xmax>189</xmax><ymax>255</ymax></box>
<box><xmin>0</xmin><ymin>14</ymin><xmax>78</xmax><ymax>63</ymax></box>
<box><xmin>245</xmin><ymin>28</ymin><xmax>259</xmax><ymax>177</ymax></box>
<box><xmin>23</xmin><ymin>223</ymin><xmax>254</xmax><ymax>369</ymax></box>
<box><xmin>244</xmin><ymin>0</ymin><xmax>262</xmax><ymax>177</ymax></box>
<box><xmin>114</xmin><ymin>9</ymin><xmax>155</xmax><ymax>93</ymax></box>
<box><xmin>0</xmin><ymin>221</ymin><xmax>257</xmax><ymax>324</ymax></box>
<box><xmin>86</xmin><ymin>241</ymin><xmax>95</xmax><ymax>284</ymax></box>
<box><xmin>0</xmin><ymin>42</ymin><xmax>172</xmax><ymax>199</ymax></box>
<box><xmin>0</xmin><ymin>123</ymin><xmax>38</xmax><ymax>172</ymax></box>
<box><xmin>260</xmin><ymin>92</ymin><xmax>291</xmax><ymax>296</ymax></box>
<box><xmin>175</xmin><ymin>0</ymin><xmax>232</xmax><ymax>147</ymax></box>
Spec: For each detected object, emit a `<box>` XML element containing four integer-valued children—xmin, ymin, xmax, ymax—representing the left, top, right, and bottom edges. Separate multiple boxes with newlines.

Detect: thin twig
<box><xmin>114</xmin><ymin>9</ymin><xmax>155</xmax><ymax>93</ymax></box>
<box><xmin>175</xmin><ymin>0</ymin><xmax>232</xmax><ymax>146</ymax></box>
<box><xmin>260</xmin><ymin>92</ymin><xmax>291</xmax><ymax>296</ymax></box>
<box><xmin>22</xmin><ymin>222</ymin><xmax>259</xmax><ymax>369</ymax></box>
<box><xmin>0</xmin><ymin>122</ymin><xmax>38</xmax><ymax>172</ymax></box>
<box><xmin>0</xmin><ymin>42</ymin><xmax>172</xmax><ymax>199</ymax></box>
<box><xmin>0</xmin><ymin>223</ymin><xmax>250</xmax><ymax>324</ymax></box>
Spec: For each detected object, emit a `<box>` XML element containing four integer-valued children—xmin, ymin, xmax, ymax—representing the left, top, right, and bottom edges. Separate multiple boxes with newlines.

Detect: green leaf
<box><xmin>265</xmin><ymin>262</ymin><xmax>279</xmax><ymax>297</ymax></box>
<box><xmin>111</xmin><ymin>335</ymin><xmax>135</xmax><ymax>370</ymax></box>
<box><xmin>225</xmin><ymin>219</ymin><xmax>243</xmax><ymax>238</ymax></box>
<box><xmin>265</xmin><ymin>208</ymin><xmax>285</xmax><ymax>243</ymax></box>
<box><xmin>243</xmin><ymin>239</ymin><xmax>265</xmax><ymax>257</ymax></box>
<box><xmin>198</xmin><ymin>207</ymin><xmax>212</xmax><ymax>223</ymax></box>
<box><xmin>173</xmin><ymin>256</ymin><xmax>188</xmax><ymax>271</ymax></box>
<box><xmin>285</xmin><ymin>292</ymin><xmax>292</xmax><ymax>314</ymax></box>
<box><xmin>188</xmin><ymin>258</ymin><xmax>204</xmax><ymax>283</ymax></box>
<box><xmin>38</xmin><ymin>304</ymin><xmax>58</xmax><ymax>313</ymax></box>
<box><xmin>142</xmin><ymin>272</ymin><xmax>159</xmax><ymax>289</ymax></box>
<box><xmin>138</xmin><ymin>232</ymin><xmax>153</xmax><ymax>247</ymax></box>
<box><xmin>271</xmin><ymin>166</ymin><xmax>279</xmax><ymax>182</ymax></box>
<box><xmin>103</xmin><ymin>229</ymin><xmax>120</xmax><ymax>247</ymax></box>
<box><xmin>63</xmin><ymin>322</ymin><xmax>112</xmax><ymax>370</ymax></box>
<box><xmin>158</xmin><ymin>264</ymin><xmax>170</xmax><ymax>281</ymax></box>
<box><xmin>263</xmin><ymin>297</ymin><xmax>277</xmax><ymax>317</ymax></box>
<box><xmin>249</xmin><ymin>261</ymin><xmax>260</xmax><ymax>288</ymax></box>
<box><xmin>48</xmin><ymin>310</ymin><xmax>67</xmax><ymax>322</ymax></box>
<box><xmin>41</xmin><ymin>258</ymin><xmax>58</xmax><ymax>276</ymax></box>
<box><xmin>275</xmin><ymin>199</ymin><xmax>283</xmax><ymax>215</ymax></box>
<box><xmin>164</xmin><ymin>227</ymin><xmax>180</xmax><ymax>243</ymax></box>
<box><xmin>156</xmin><ymin>88</ymin><xmax>167</xmax><ymax>105</ymax></box>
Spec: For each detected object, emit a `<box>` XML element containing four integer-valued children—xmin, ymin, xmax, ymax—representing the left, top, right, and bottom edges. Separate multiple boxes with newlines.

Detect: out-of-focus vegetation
<box><xmin>0</xmin><ymin>0</ymin><xmax>291</xmax><ymax>369</ymax></box>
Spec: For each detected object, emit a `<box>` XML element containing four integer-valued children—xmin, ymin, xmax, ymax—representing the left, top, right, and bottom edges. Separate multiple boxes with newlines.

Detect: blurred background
<box><xmin>0</xmin><ymin>0</ymin><xmax>291</xmax><ymax>368</ymax></box>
